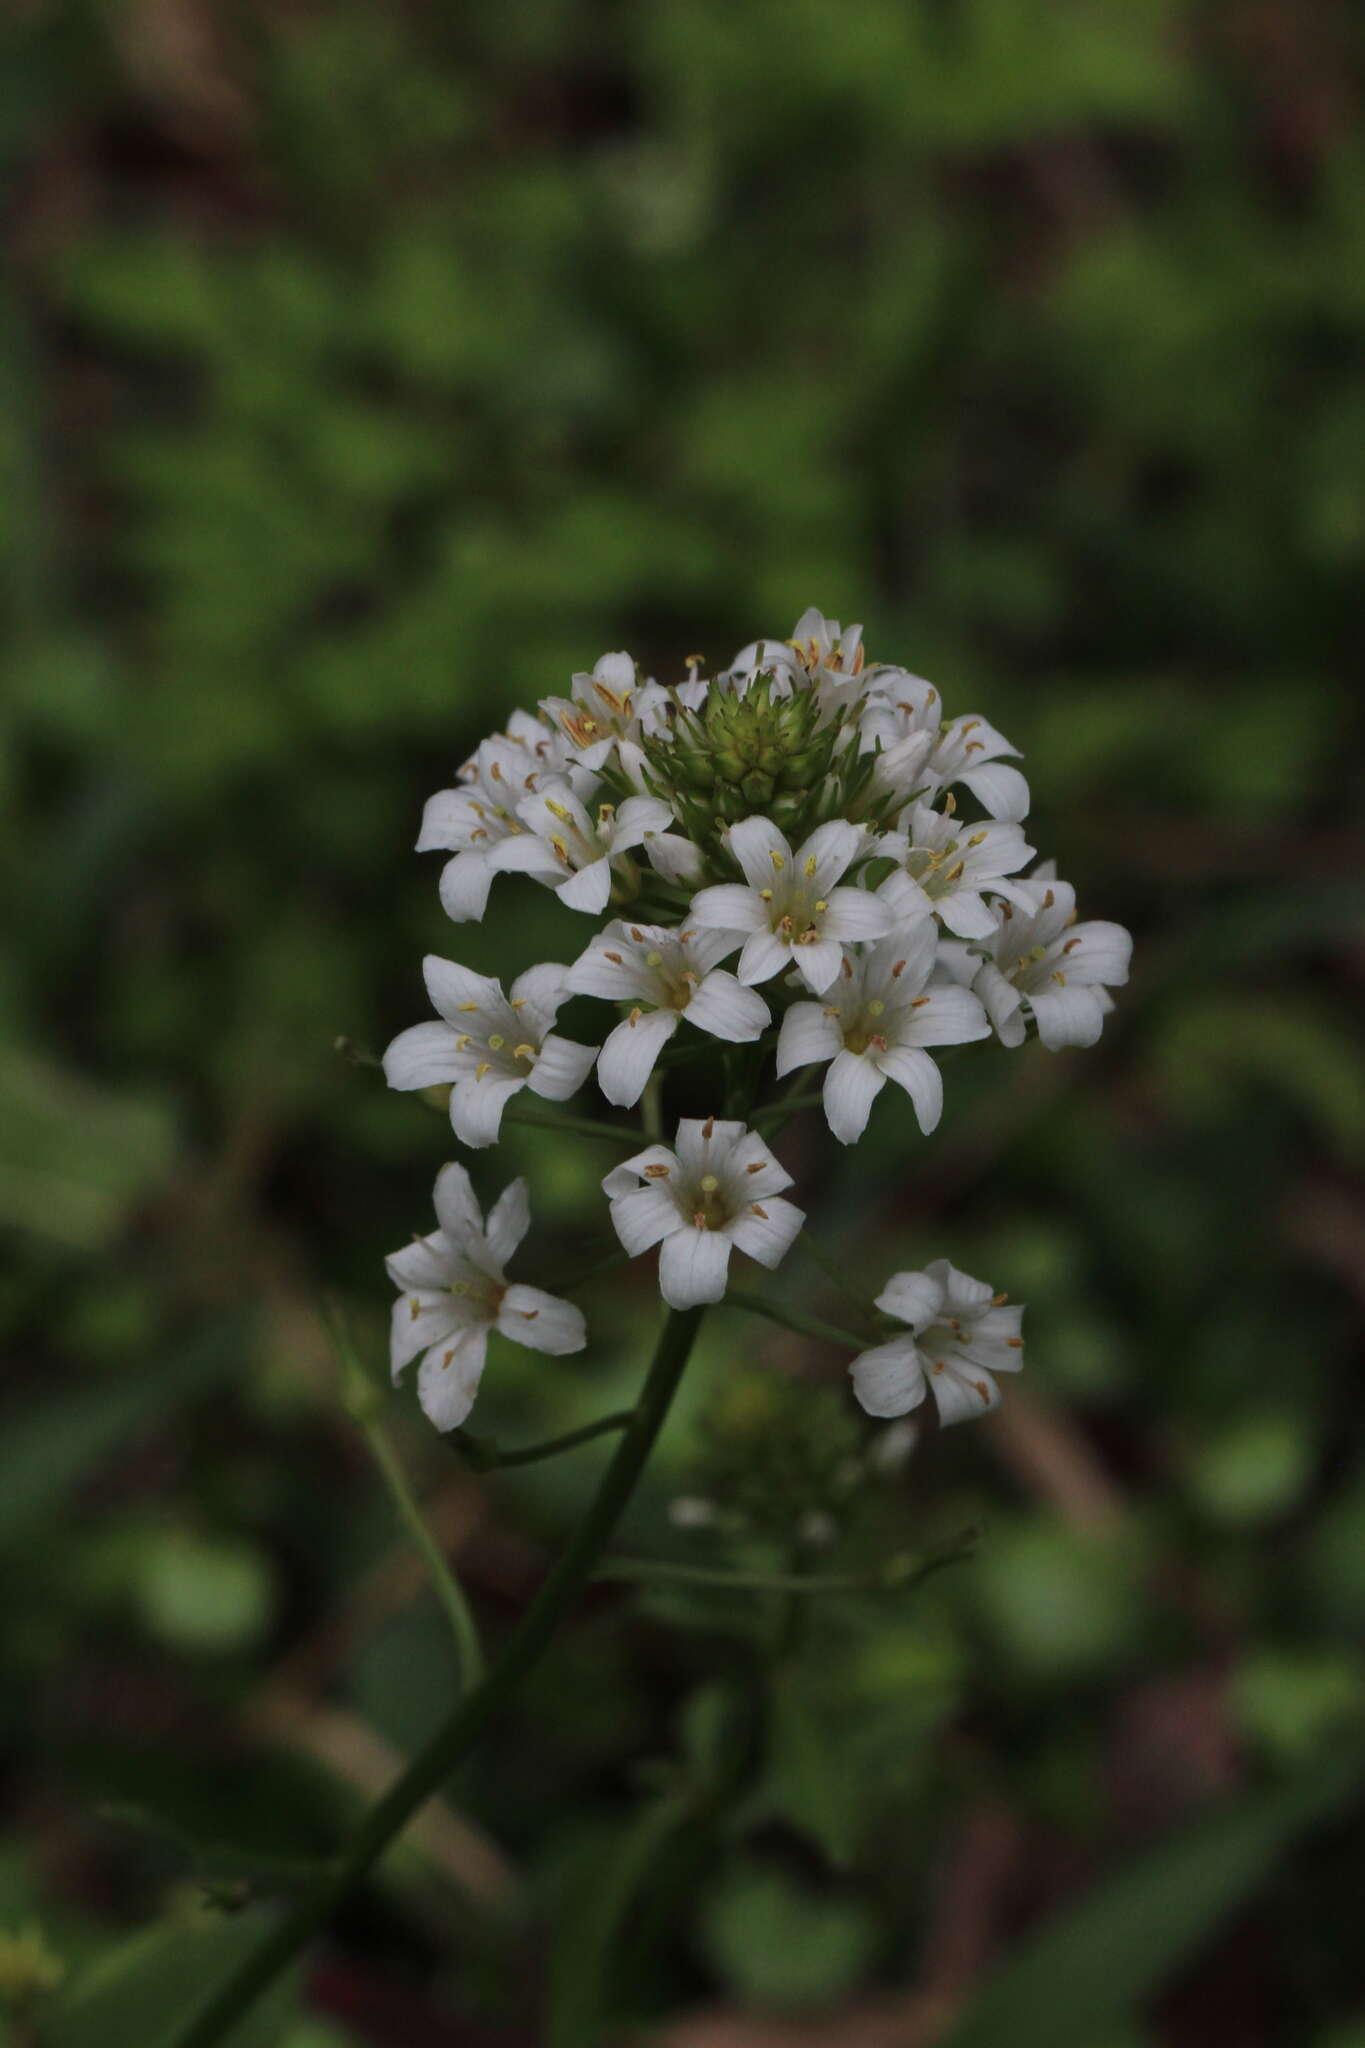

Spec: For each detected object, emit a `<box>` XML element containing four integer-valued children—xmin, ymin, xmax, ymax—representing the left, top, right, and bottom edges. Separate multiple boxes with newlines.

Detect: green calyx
<box><xmin>645</xmin><ymin>675</ymin><xmax>843</xmax><ymax>833</ymax></box>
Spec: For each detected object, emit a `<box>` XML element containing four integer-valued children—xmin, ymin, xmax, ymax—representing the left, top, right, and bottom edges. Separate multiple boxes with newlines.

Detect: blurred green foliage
<box><xmin>1</xmin><ymin>0</ymin><xmax>1362</xmax><ymax>2043</ymax></box>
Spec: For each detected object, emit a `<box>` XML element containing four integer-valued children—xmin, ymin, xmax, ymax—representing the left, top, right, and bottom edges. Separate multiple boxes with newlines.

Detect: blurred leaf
<box><xmin>1232</xmin><ymin>1651</ymin><xmax>1365</xmax><ymax>1767</ymax></box>
<box><xmin>0</xmin><ymin>1043</ymin><xmax>176</xmax><ymax>1249</ymax></box>
<box><xmin>1186</xmin><ymin>1410</ymin><xmax>1317</xmax><ymax>1527</ymax></box>
<box><xmin>942</xmin><ymin>1757</ymin><xmax>1361</xmax><ymax>2048</ymax></box>
<box><xmin>52</xmin><ymin>1909</ymin><xmax>299</xmax><ymax>2048</ymax></box>
<box><xmin>766</xmin><ymin>1683</ymin><xmax>862</xmax><ymax>1867</ymax></box>
<box><xmin>699</xmin><ymin>1862</ymin><xmax>878</xmax><ymax>2011</ymax></box>
<box><xmin>132</xmin><ymin>1528</ymin><xmax>277</xmax><ymax>1657</ymax></box>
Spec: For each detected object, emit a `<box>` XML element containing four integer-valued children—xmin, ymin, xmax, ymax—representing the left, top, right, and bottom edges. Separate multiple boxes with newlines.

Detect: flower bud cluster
<box><xmin>382</xmin><ymin>609</ymin><xmax>1132</xmax><ymax>1434</ymax></box>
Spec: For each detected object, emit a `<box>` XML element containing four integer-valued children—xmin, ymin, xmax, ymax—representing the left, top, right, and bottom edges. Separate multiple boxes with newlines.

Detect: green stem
<box><xmin>168</xmin><ymin>1305</ymin><xmax>706</xmax><ymax>2048</ymax></box>
<box><xmin>502</xmin><ymin>1101</ymin><xmax>642</xmax><ymax>1146</ymax></box>
<box><xmin>799</xmin><ymin>1228</ymin><xmax>872</xmax><ymax>1316</ymax></box>
<box><xmin>456</xmin><ymin>1409</ymin><xmax>634</xmax><ymax>1471</ymax></box>
<box><xmin>595</xmin><ymin>1558</ymin><xmax>877</xmax><ymax>1594</ymax></box>
<box><xmin>722</xmin><ymin>1289</ymin><xmax>870</xmax><ymax>1353</ymax></box>
<box><xmin>751</xmin><ymin>1087</ymin><xmax>823</xmax><ymax>1137</ymax></box>
<box><xmin>362</xmin><ymin>1417</ymin><xmax>485</xmax><ymax>1687</ymax></box>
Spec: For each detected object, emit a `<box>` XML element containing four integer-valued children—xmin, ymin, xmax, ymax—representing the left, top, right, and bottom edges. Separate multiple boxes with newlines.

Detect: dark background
<box><xmin>2</xmin><ymin>3</ymin><xmax>1363</xmax><ymax>2043</ymax></box>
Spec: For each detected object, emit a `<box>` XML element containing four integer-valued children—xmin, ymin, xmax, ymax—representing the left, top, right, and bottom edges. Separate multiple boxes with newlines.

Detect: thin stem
<box><xmin>455</xmin><ymin>1409</ymin><xmax>634</xmax><ymax>1471</ymax></box>
<box><xmin>723</xmin><ymin>1289</ymin><xmax>870</xmax><ymax>1353</ymax></box>
<box><xmin>326</xmin><ymin>1303</ymin><xmax>483</xmax><ymax>1688</ymax></box>
<box><xmin>752</xmin><ymin>1087</ymin><xmax>823</xmax><ymax>1137</ymax></box>
<box><xmin>501</xmin><ymin>1100</ymin><xmax>642</xmax><ymax>1146</ymax></box>
<box><xmin>595</xmin><ymin>1558</ymin><xmax>877</xmax><ymax>1594</ymax></box>
<box><xmin>362</xmin><ymin>1417</ymin><xmax>486</xmax><ymax>1687</ymax></box>
<box><xmin>799</xmin><ymin>1228</ymin><xmax>871</xmax><ymax>1316</ymax></box>
<box><xmin>168</xmin><ymin>1304</ymin><xmax>706</xmax><ymax>2048</ymax></box>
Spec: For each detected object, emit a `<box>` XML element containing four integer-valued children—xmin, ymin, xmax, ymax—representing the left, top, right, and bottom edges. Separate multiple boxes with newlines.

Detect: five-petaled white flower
<box><xmin>539</xmin><ymin>651</ymin><xmax>670</xmax><ymax>784</ymax></box>
<box><xmin>860</xmin><ymin>672</ymin><xmax>1029</xmax><ymax>822</ymax></box>
<box><xmin>566</xmin><ymin>920</ymin><xmax>770</xmax><ymax>1107</ymax></box>
<box><xmin>416</xmin><ymin>712</ymin><xmax>579</xmax><ymax>924</ymax></box>
<box><xmin>776</xmin><ymin>923</ymin><xmax>990</xmax><ymax>1143</ymax></box>
<box><xmin>725</xmin><ymin>607</ymin><xmax>872</xmax><ymax>713</ymax></box>
<box><xmin>383</xmin><ymin>957</ymin><xmax>596</xmax><ymax>1148</ymax></box>
<box><xmin>603</xmin><ymin>1118</ymin><xmax>805</xmax><ymax>1309</ymax></box>
<box><xmin>690</xmin><ymin>817</ymin><xmax>893</xmax><ymax>994</ymax></box>
<box><xmin>486</xmin><ymin>781</ymin><xmax>679</xmax><ymax>914</ymax></box>
<box><xmin>850</xmin><ymin>1261</ymin><xmax>1025</xmax><ymax>1425</ymax></box>
<box><xmin>948</xmin><ymin>876</ymin><xmax>1132</xmax><ymax>1050</ymax></box>
<box><xmin>880</xmin><ymin>797</ymin><xmax>1035</xmax><ymax>939</ymax></box>
<box><xmin>387</xmin><ymin>1162</ymin><xmax>586</xmax><ymax>1433</ymax></box>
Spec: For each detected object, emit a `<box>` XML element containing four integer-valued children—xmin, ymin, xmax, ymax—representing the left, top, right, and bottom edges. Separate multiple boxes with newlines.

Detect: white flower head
<box><xmin>724</xmin><ymin>607</ymin><xmax>871</xmax><ymax>713</ymax></box>
<box><xmin>383</xmin><ymin>957</ymin><xmax>596</xmax><ymax>1148</ymax></box>
<box><xmin>850</xmin><ymin>1261</ymin><xmax>1025</xmax><ymax>1425</ymax></box>
<box><xmin>603</xmin><ymin>1117</ymin><xmax>805</xmax><ymax>1309</ymax></box>
<box><xmin>964</xmin><ymin>877</ymin><xmax>1132</xmax><ymax>1050</ymax></box>
<box><xmin>776</xmin><ymin>923</ymin><xmax>990</xmax><ymax>1143</ymax></box>
<box><xmin>566</xmin><ymin>920</ymin><xmax>770</xmax><ymax>1107</ymax></box>
<box><xmin>690</xmin><ymin>816</ymin><xmax>893</xmax><ymax>994</ymax></box>
<box><xmin>860</xmin><ymin>675</ymin><xmax>1029</xmax><ymax>822</ymax></box>
<box><xmin>387</xmin><ymin>1162</ymin><xmax>585</xmax><ymax>1432</ymax></box>
<box><xmin>880</xmin><ymin>797</ymin><xmax>1035</xmax><ymax>940</ymax></box>
<box><xmin>539</xmin><ymin>651</ymin><xmax>670</xmax><ymax>784</ymax></box>
<box><xmin>417</xmin><ymin>712</ymin><xmax>583</xmax><ymax>924</ymax></box>
<box><xmin>486</xmin><ymin>779</ymin><xmax>678</xmax><ymax>915</ymax></box>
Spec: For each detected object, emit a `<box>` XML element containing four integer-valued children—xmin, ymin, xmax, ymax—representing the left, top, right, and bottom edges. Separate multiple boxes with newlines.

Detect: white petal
<box><xmin>597</xmin><ymin>1009</ymin><xmax>678</xmax><ymax>1107</ymax></box>
<box><xmin>820</xmin><ymin>887</ymin><xmax>892</xmax><ymax>944</ymax></box>
<box><xmin>612</xmin><ymin>795</ymin><xmax>675</xmax><ymax>848</ymax></box>
<box><xmin>527</xmin><ymin>1033</ymin><xmax>597</xmax><ymax>1101</ymax></box>
<box><xmin>935</xmin><ymin>891</ymin><xmax>998</xmax><ymax>941</ymax></box>
<box><xmin>689</xmin><ymin>884</ymin><xmax>767</xmax><ymax>934</ymax></box>
<box><xmin>775</xmin><ymin>1003</ymin><xmax>843</xmax><ymax>1076</ymax></box>
<box><xmin>510</xmin><ymin>960</ymin><xmax>571</xmax><ymax>1028</ymax></box>
<box><xmin>896</xmin><ymin>985</ymin><xmax>991</xmax><ymax>1048</ymax></box>
<box><xmin>877</xmin><ymin>1045</ymin><xmax>943</xmax><ymax>1134</ymax></box>
<box><xmin>875</xmin><ymin>1268</ymin><xmax>943</xmax><ymax>1330</ymax></box>
<box><xmin>423</xmin><ymin>955</ymin><xmax>502</xmax><ymax>1021</ymax></box>
<box><xmin>484</xmin><ymin>1176</ymin><xmax>531</xmax><ymax>1267</ymax></box>
<box><xmin>823</xmin><ymin>1049</ymin><xmax>886</xmax><ymax>1144</ymax></box>
<box><xmin>484</xmin><ymin>834</ymin><xmax>562</xmax><ymax>880</ymax></box>
<box><xmin>417</xmin><ymin>787</ymin><xmax>473</xmax><ymax>852</ymax></box>
<box><xmin>720</xmin><ymin>1128</ymin><xmax>795</xmax><ymax>1198</ymax></box>
<box><xmin>391</xmin><ymin>1291</ymin><xmax>459</xmax><ymax>1376</ymax></box>
<box><xmin>737</xmin><ymin>928</ymin><xmax>794</xmax><ymax>986</ymax></box>
<box><xmin>602</xmin><ymin>1143</ymin><xmax>677</xmax><ymax>1201</ymax></box>
<box><xmin>790</xmin><ymin>936</ymin><xmax>843</xmax><ymax>994</ymax></box>
<box><xmin>432</xmin><ymin>1160</ymin><xmax>484</xmax><ymax>1244</ymax></box>
<box><xmin>450</xmin><ymin>1073</ymin><xmax>523</xmax><ymax>1147</ymax></box>
<box><xmin>658</xmin><ymin>1227</ymin><xmax>733</xmax><ymax>1308</ymax></box>
<box><xmin>565</xmin><ymin>928</ymin><xmax>648</xmax><ymax>1001</ymax></box>
<box><xmin>385</xmin><ymin>1232</ymin><xmax>453</xmax><ymax>1293</ymax></box>
<box><xmin>973</xmin><ymin>962</ymin><xmax>1025</xmax><ymax>1044</ymax></box>
<box><xmin>416</xmin><ymin>1327</ymin><xmax>489</xmax><ymax>1431</ymax></box>
<box><xmin>1062</xmin><ymin>921</ymin><xmax>1133</xmax><ymax>988</ymax></box>
<box><xmin>383</xmin><ymin>1021</ymin><xmax>463</xmax><ymax>1092</ymax></box>
<box><xmin>850</xmin><ymin>1338</ymin><xmax>927</xmax><ymax>1419</ymax></box>
<box><xmin>674</xmin><ymin>1118</ymin><xmax>745</xmax><ymax>1178</ymax></box>
<box><xmin>798</xmin><ymin>819</ymin><xmax>862</xmax><ymax>891</ymax></box>
<box><xmin>727</xmin><ymin>1194</ymin><xmax>804</xmax><ymax>1267</ymax></box>
<box><xmin>1027</xmin><ymin>985</ymin><xmax>1107</xmax><ymax>1050</ymax></box>
<box><xmin>609</xmin><ymin>1184</ymin><xmax>681</xmax><ymax>1254</ymax></box>
<box><xmin>684</xmin><ymin>971</ymin><xmax>770</xmax><ymax>1044</ymax></box>
<box><xmin>557</xmin><ymin>856</ymin><xmax>612</xmax><ymax>914</ymax></box>
<box><xmin>497</xmin><ymin>1285</ymin><xmax>586</xmax><ymax>1355</ymax></box>
<box><xmin>438</xmin><ymin>850</ymin><xmax>495</xmax><ymax>923</ymax></box>
<box><xmin>643</xmin><ymin>832</ymin><xmax>703</xmax><ymax>884</ymax></box>
<box><xmin>928</xmin><ymin>1259</ymin><xmax>995</xmax><ymax>1316</ymax></box>
<box><xmin>727</xmin><ymin>816</ymin><xmax>792</xmax><ymax>890</ymax></box>
<box><xmin>930</xmin><ymin>1361</ymin><xmax>1001</xmax><ymax>1427</ymax></box>
<box><xmin>958</xmin><ymin>761</ymin><xmax>1030</xmax><ymax>822</ymax></box>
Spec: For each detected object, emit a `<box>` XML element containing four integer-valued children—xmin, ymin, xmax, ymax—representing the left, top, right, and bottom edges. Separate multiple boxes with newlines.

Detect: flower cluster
<box><xmin>383</xmin><ymin>609</ymin><xmax>1131</xmax><ymax>1433</ymax></box>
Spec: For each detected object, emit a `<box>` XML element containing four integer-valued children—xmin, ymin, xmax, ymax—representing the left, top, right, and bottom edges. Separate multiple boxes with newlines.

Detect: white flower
<box><xmin>416</xmin><ymin>712</ymin><xmax>580</xmax><ymax>924</ymax></box>
<box><xmin>387</xmin><ymin>1162</ymin><xmax>585</xmax><ymax>1432</ymax></box>
<box><xmin>486</xmin><ymin>780</ymin><xmax>678</xmax><ymax>914</ymax></box>
<box><xmin>859</xmin><ymin>673</ymin><xmax>1029</xmax><ymax>821</ymax></box>
<box><xmin>958</xmin><ymin>877</ymin><xmax>1132</xmax><ymax>1050</ymax></box>
<box><xmin>850</xmin><ymin>1261</ymin><xmax>1024</xmax><ymax>1425</ymax></box>
<box><xmin>565</xmin><ymin>920</ymin><xmax>770</xmax><ymax>1107</ymax></box>
<box><xmin>724</xmin><ymin>607</ymin><xmax>871</xmax><ymax>712</ymax></box>
<box><xmin>879</xmin><ymin>797</ymin><xmax>1035</xmax><ymax>940</ymax></box>
<box><xmin>539</xmin><ymin>651</ymin><xmax>670</xmax><ymax>784</ymax></box>
<box><xmin>603</xmin><ymin>1117</ymin><xmax>805</xmax><ymax>1309</ymax></box>
<box><xmin>690</xmin><ymin>817</ymin><xmax>893</xmax><ymax>994</ymax></box>
<box><xmin>775</xmin><ymin>924</ymin><xmax>990</xmax><ymax>1143</ymax></box>
<box><xmin>383</xmin><ymin>957</ymin><xmax>596</xmax><ymax>1148</ymax></box>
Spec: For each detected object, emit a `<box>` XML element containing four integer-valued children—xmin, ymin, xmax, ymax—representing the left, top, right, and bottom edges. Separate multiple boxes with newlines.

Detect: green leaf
<box><xmin>52</xmin><ymin>1910</ymin><xmax>299</xmax><ymax>2048</ymax></box>
<box><xmin>699</xmin><ymin>1862</ymin><xmax>877</xmax><ymax>2011</ymax></box>
<box><xmin>766</xmin><ymin>1684</ymin><xmax>861</xmax><ymax>1868</ymax></box>
<box><xmin>942</xmin><ymin>1756</ymin><xmax>1361</xmax><ymax>2048</ymax></box>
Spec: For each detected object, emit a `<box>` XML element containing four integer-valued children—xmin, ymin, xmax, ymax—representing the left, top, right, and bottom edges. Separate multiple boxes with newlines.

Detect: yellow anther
<box><xmin>750</xmin><ymin>1202</ymin><xmax>769</xmax><ymax>1219</ymax></box>
<box><xmin>968</xmin><ymin>831</ymin><xmax>987</xmax><ymax>847</ymax></box>
<box><xmin>1043</xmin><ymin>888</ymin><xmax>1056</xmax><ymax>909</ymax></box>
<box><xmin>457</xmin><ymin>1002</ymin><xmax>481</xmax><ymax>1013</ymax></box>
<box><xmin>746</xmin><ymin>1160</ymin><xmax>765</xmax><ymax>1173</ymax></box>
<box><xmin>510</xmin><ymin>996</ymin><xmax>527</xmax><ymax>1009</ymax></box>
<box><xmin>943</xmin><ymin>792</ymin><xmax>956</xmax><ymax>814</ymax></box>
<box><xmin>1063</xmin><ymin>936</ymin><xmax>1082</xmax><ymax>954</ymax></box>
<box><xmin>911</xmin><ymin>995</ymin><xmax>931</xmax><ymax>1009</ymax></box>
<box><xmin>513</xmin><ymin>1042</ymin><xmax>536</xmax><ymax>1059</ymax></box>
<box><xmin>891</xmin><ymin>958</ymin><xmax>907</xmax><ymax>977</ymax></box>
<box><xmin>1052</xmin><ymin>969</ymin><xmax>1067</xmax><ymax>985</ymax></box>
<box><xmin>545</xmin><ymin>798</ymin><xmax>571</xmax><ymax>821</ymax></box>
<box><xmin>628</xmin><ymin>1006</ymin><xmax>643</xmax><ymax>1027</ymax></box>
<box><xmin>770</xmin><ymin>850</ymin><xmax>786</xmax><ymax>871</ymax></box>
<box><xmin>804</xmin><ymin>854</ymin><xmax>818</xmax><ymax>878</ymax></box>
<box><xmin>455</xmin><ymin>1033</ymin><xmax>472</xmax><ymax>1051</ymax></box>
<box><xmin>993</xmin><ymin>1292</ymin><xmax>1009</xmax><ymax>1304</ymax></box>
<box><xmin>814</xmin><ymin>897</ymin><xmax>828</xmax><ymax>913</ymax></box>
<box><xmin>702</xmin><ymin>1115</ymin><xmax>715</xmax><ymax>1139</ymax></box>
<box><xmin>409</xmin><ymin>1298</ymin><xmax>421</xmax><ymax>1320</ymax></box>
<box><xmin>643</xmin><ymin>1162</ymin><xmax>671</xmax><ymax>1178</ymax></box>
<box><xmin>604</xmin><ymin>950</ymin><xmax>624</xmax><ymax>964</ymax></box>
<box><xmin>475</xmin><ymin>1061</ymin><xmax>492</xmax><ymax>1080</ymax></box>
<box><xmin>1007</xmin><ymin>1336</ymin><xmax>1024</xmax><ymax>1348</ymax></box>
<box><xmin>945</xmin><ymin>860</ymin><xmax>965</xmax><ymax>882</ymax></box>
<box><xmin>759</xmin><ymin>887</ymin><xmax>774</xmax><ymax>901</ymax></box>
<box><xmin>442</xmin><ymin>1349</ymin><xmax>455</xmax><ymax>1368</ymax></box>
<box><xmin>549</xmin><ymin>836</ymin><xmax>570</xmax><ymax>862</ymax></box>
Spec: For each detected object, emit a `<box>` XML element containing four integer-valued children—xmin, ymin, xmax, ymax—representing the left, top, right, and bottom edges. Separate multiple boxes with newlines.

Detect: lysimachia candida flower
<box><xmin>850</xmin><ymin>1262</ymin><xmax>1025</xmax><ymax>1426</ymax></box>
<box><xmin>380</xmin><ymin>605</ymin><xmax>1130</xmax><ymax>1446</ymax></box>
<box><xmin>566</xmin><ymin>920</ymin><xmax>769</xmax><ymax>1107</ymax></box>
<box><xmin>942</xmin><ymin>873</ymin><xmax>1133</xmax><ymax>1050</ymax></box>
<box><xmin>690</xmin><ymin>817</ymin><xmax>894</xmax><ymax>994</ymax></box>
<box><xmin>603</xmin><ymin>1118</ymin><xmax>804</xmax><ymax>1309</ymax></box>
<box><xmin>383</xmin><ymin>957</ymin><xmax>595</xmax><ymax>1147</ymax></box>
<box><xmin>776</xmin><ymin>922</ymin><xmax>991</xmax><ymax>1143</ymax></box>
<box><xmin>387</xmin><ymin>1162</ymin><xmax>586</xmax><ymax>1431</ymax></box>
